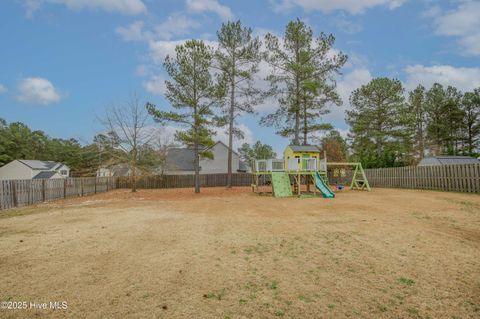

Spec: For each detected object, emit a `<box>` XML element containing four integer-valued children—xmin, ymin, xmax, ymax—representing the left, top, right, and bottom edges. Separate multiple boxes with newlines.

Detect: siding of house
<box><xmin>200</xmin><ymin>142</ymin><xmax>240</xmax><ymax>174</ymax></box>
<box><xmin>0</xmin><ymin>161</ymin><xmax>34</xmax><ymax>180</ymax></box>
<box><xmin>56</xmin><ymin>164</ymin><xmax>70</xmax><ymax>177</ymax></box>
<box><xmin>164</xmin><ymin>170</ymin><xmax>196</xmax><ymax>175</ymax></box>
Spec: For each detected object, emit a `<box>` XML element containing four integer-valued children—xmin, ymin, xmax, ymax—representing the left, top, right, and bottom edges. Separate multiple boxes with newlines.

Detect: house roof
<box><xmin>18</xmin><ymin>160</ymin><xmax>67</xmax><ymax>170</ymax></box>
<box><xmin>165</xmin><ymin>148</ymin><xmax>196</xmax><ymax>171</ymax></box>
<box><xmin>112</xmin><ymin>165</ymin><xmax>131</xmax><ymax>177</ymax></box>
<box><xmin>286</xmin><ymin>145</ymin><xmax>321</xmax><ymax>153</ymax></box>
<box><xmin>418</xmin><ymin>156</ymin><xmax>480</xmax><ymax>166</ymax></box>
<box><xmin>165</xmin><ymin>141</ymin><xmax>241</xmax><ymax>171</ymax></box>
<box><xmin>33</xmin><ymin>171</ymin><xmax>58</xmax><ymax>179</ymax></box>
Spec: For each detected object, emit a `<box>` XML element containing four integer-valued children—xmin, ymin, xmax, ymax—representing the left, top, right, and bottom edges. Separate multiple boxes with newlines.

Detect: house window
<box><xmin>60</xmin><ymin>170</ymin><xmax>68</xmax><ymax>176</ymax></box>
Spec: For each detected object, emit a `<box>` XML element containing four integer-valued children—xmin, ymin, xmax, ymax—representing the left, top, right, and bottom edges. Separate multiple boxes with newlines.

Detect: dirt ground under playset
<box><xmin>1</xmin><ymin>187</ymin><xmax>479</xmax><ymax>318</ymax></box>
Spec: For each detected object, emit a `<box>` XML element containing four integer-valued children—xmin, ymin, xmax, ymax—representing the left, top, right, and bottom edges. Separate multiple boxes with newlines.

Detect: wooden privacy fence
<box><xmin>2</xmin><ymin>166</ymin><xmax>478</xmax><ymax>210</ymax></box>
<box><xmin>117</xmin><ymin>173</ymin><xmax>253</xmax><ymax>189</ymax></box>
<box><xmin>0</xmin><ymin>177</ymin><xmax>117</xmax><ymax>210</ymax></box>
<box><xmin>364</xmin><ymin>164</ymin><xmax>480</xmax><ymax>193</ymax></box>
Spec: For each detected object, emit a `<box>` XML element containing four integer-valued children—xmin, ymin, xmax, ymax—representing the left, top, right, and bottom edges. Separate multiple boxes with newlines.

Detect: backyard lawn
<box><xmin>1</xmin><ymin>188</ymin><xmax>479</xmax><ymax>318</ymax></box>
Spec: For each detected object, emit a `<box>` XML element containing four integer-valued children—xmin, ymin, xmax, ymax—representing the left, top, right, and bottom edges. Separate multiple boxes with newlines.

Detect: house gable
<box><xmin>0</xmin><ymin>160</ymin><xmax>70</xmax><ymax>180</ymax></box>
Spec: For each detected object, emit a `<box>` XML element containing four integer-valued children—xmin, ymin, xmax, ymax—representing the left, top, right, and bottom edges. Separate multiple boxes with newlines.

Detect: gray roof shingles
<box><xmin>165</xmin><ymin>148</ymin><xmax>196</xmax><ymax>171</ymax></box>
<box><xmin>18</xmin><ymin>160</ymin><xmax>64</xmax><ymax>170</ymax></box>
<box><xmin>418</xmin><ymin>156</ymin><xmax>480</xmax><ymax>166</ymax></box>
<box><xmin>33</xmin><ymin>171</ymin><xmax>58</xmax><ymax>179</ymax></box>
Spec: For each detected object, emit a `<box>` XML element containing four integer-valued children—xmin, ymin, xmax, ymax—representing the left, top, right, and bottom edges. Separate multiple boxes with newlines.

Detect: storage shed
<box><xmin>418</xmin><ymin>156</ymin><xmax>479</xmax><ymax>166</ymax></box>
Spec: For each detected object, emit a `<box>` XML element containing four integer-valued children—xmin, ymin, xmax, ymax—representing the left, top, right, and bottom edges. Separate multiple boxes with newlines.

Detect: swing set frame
<box><xmin>327</xmin><ymin>162</ymin><xmax>371</xmax><ymax>191</ymax></box>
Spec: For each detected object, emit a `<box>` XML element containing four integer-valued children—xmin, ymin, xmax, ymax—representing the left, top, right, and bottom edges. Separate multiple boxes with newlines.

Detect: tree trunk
<box><xmin>293</xmin><ymin>41</ymin><xmax>300</xmax><ymax>145</ymax></box>
<box><xmin>131</xmin><ymin>150</ymin><xmax>137</xmax><ymax>193</ymax></box>
<box><xmin>303</xmin><ymin>93</ymin><xmax>308</xmax><ymax>145</ymax></box>
<box><xmin>227</xmin><ymin>65</ymin><xmax>235</xmax><ymax>188</ymax></box>
<box><xmin>193</xmin><ymin>99</ymin><xmax>200</xmax><ymax>194</ymax></box>
<box><xmin>194</xmin><ymin>143</ymin><xmax>200</xmax><ymax>193</ymax></box>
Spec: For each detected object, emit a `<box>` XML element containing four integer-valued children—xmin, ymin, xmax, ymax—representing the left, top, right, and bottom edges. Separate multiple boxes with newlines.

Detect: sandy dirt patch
<box><xmin>0</xmin><ymin>187</ymin><xmax>479</xmax><ymax>318</ymax></box>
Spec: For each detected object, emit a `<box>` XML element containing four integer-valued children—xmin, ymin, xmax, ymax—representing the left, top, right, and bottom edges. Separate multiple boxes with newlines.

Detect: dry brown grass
<box><xmin>1</xmin><ymin>187</ymin><xmax>479</xmax><ymax>318</ymax></box>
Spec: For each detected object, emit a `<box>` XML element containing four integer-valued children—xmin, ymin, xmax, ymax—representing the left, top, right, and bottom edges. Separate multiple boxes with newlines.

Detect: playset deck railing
<box><xmin>255</xmin><ymin>159</ymin><xmax>285</xmax><ymax>172</ymax></box>
<box><xmin>254</xmin><ymin>158</ymin><xmax>322</xmax><ymax>172</ymax></box>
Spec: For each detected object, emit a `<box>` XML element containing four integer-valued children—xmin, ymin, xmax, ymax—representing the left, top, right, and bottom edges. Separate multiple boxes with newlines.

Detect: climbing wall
<box><xmin>271</xmin><ymin>172</ymin><xmax>293</xmax><ymax>197</ymax></box>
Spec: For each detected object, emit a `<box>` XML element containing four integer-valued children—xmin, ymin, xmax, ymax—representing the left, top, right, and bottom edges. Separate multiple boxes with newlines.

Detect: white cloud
<box><xmin>214</xmin><ymin>123</ymin><xmax>255</xmax><ymax>150</ymax></box>
<box><xmin>155</xmin><ymin>14</ymin><xmax>201</xmax><ymax>40</ymax></box>
<box><xmin>404</xmin><ymin>64</ymin><xmax>480</xmax><ymax>92</ymax></box>
<box><xmin>116</xmin><ymin>21</ymin><xmax>151</xmax><ymax>42</ymax></box>
<box><xmin>17</xmin><ymin>77</ymin><xmax>62</xmax><ymax>105</ymax></box>
<box><xmin>325</xmin><ymin>68</ymin><xmax>373</xmax><ymax>123</ymax></box>
<box><xmin>148</xmin><ymin>39</ymin><xmax>218</xmax><ymax>65</ymax></box>
<box><xmin>24</xmin><ymin>0</ymin><xmax>146</xmax><ymax>17</ymax></box>
<box><xmin>143</xmin><ymin>74</ymin><xmax>167</xmax><ymax>95</ymax></box>
<box><xmin>186</xmin><ymin>0</ymin><xmax>233</xmax><ymax>21</ymax></box>
<box><xmin>332</xmin><ymin>14</ymin><xmax>363</xmax><ymax>34</ymax></box>
<box><xmin>429</xmin><ymin>1</ymin><xmax>480</xmax><ymax>56</ymax></box>
<box><xmin>117</xmin><ymin>14</ymin><xmax>199</xmax><ymax>43</ymax></box>
<box><xmin>271</xmin><ymin>0</ymin><xmax>407</xmax><ymax>15</ymax></box>
<box><xmin>148</xmin><ymin>40</ymin><xmax>190</xmax><ymax>64</ymax></box>
<box><xmin>0</xmin><ymin>84</ymin><xmax>7</xmax><ymax>94</ymax></box>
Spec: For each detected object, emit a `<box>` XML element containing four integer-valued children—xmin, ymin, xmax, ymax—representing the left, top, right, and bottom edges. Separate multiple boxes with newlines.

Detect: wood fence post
<box><xmin>94</xmin><ymin>177</ymin><xmax>97</xmax><ymax>194</ymax></box>
<box><xmin>64</xmin><ymin>179</ymin><xmax>67</xmax><ymax>198</ymax></box>
<box><xmin>11</xmin><ymin>180</ymin><xmax>18</xmax><ymax>207</ymax></box>
<box><xmin>81</xmin><ymin>178</ymin><xmax>84</xmax><ymax>197</ymax></box>
<box><xmin>41</xmin><ymin>179</ymin><xmax>46</xmax><ymax>202</ymax></box>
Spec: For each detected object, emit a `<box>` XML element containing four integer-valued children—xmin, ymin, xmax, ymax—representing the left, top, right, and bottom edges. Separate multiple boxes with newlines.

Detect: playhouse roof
<box><xmin>286</xmin><ymin>145</ymin><xmax>321</xmax><ymax>153</ymax></box>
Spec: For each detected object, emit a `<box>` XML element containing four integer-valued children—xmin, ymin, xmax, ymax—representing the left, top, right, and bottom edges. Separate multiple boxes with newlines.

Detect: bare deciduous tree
<box><xmin>100</xmin><ymin>95</ymin><xmax>153</xmax><ymax>192</ymax></box>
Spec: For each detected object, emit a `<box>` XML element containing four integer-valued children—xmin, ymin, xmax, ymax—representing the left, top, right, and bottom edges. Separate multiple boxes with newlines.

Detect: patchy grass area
<box><xmin>0</xmin><ymin>187</ymin><xmax>479</xmax><ymax>318</ymax></box>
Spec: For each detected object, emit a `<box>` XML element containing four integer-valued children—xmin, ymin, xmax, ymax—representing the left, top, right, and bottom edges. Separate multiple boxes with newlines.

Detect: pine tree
<box><xmin>146</xmin><ymin>40</ymin><xmax>221</xmax><ymax>193</ymax></box>
<box><xmin>425</xmin><ymin>84</ymin><xmax>463</xmax><ymax>155</ymax></box>
<box><xmin>408</xmin><ymin>85</ymin><xmax>427</xmax><ymax>161</ymax></box>
<box><xmin>461</xmin><ymin>88</ymin><xmax>480</xmax><ymax>156</ymax></box>
<box><xmin>215</xmin><ymin>20</ymin><xmax>263</xmax><ymax>188</ymax></box>
<box><xmin>261</xmin><ymin>19</ymin><xmax>346</xmax><ymax>145</ymax></box>
<box><xmin>319</xmin><ymin>130</ymin><xmax>348</xmax><ymax>162</ymax></box>
<box><xmin>238</xmin><ymin>141</ymin><xmax>277</xmax><ymax>169</ymax></box>
<box><xmin>346</xmin><ymin>78</ymin><xmax>414</xmax><ymax>168</ymax></box>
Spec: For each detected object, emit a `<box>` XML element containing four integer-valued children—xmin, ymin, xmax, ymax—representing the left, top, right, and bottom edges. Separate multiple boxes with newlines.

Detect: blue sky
<box><xmin>1</xmin><ymin>0</ymin><xmax>479</xmax><ymax>155</ymax></box>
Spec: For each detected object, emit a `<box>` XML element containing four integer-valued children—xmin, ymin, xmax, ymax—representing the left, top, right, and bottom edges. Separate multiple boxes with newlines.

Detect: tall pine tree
<box><xmin>461</xmin><ymin>88</ymin><xmax>480</xmax><ymax>156</ymax></box>
<box><xmin>261</xmin><ymin>19</ymin><xmax>346</xmax><ymax>145</ymax></box>
<box><xmin>425</xmin><ymin>84</ymin><xmax>463</xmax><ymax>155</ymax></box>
<box><xmin>146</xmin><ymin>40</ymin><xmax>221</xmax><ymax>193</ymax></box>
<box><xmin>215</xmin><ymin>20</ymin><xmax>263</xmax><ymax>188</ymax></box>
<box><xmin>346</xmin><ymin>78</ymin><xmax>414</xmax><ymax>168</ymax></box>
<box><xmin>408</xmin><ymin>85</ymin><xmax>427</xmax><ymax>161</ymax></box>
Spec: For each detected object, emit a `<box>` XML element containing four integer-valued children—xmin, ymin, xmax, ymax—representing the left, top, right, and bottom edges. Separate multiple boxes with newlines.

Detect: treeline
<box><xmin>0</xmin><ymin>117</ymin><xmax>166</xmax><ymax>176</ymax></box>
<box><xmin>347</xmin><ymin>80</ymin><xmax>480</xmax><ymax>168</ymax></box>
<box><xmin>0</xmin><ymin>118</ymin><xmax>100</xmax><ymax>175</ymax></box>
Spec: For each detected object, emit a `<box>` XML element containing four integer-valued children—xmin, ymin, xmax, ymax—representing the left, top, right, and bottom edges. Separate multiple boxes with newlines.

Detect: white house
<box><xmin>96</xmin><ymin>164</ymin><xmax>132</xmax><ymax>177</ymax></box>
<box><xmin>0</xmin><ymin>160</ymin><xmax>70</xmax><ymax>180</ymax></box>
<box><xmin>165</xmin><ymin>141</ymin><xmax>248</xmax><ymax>175</ymax></box>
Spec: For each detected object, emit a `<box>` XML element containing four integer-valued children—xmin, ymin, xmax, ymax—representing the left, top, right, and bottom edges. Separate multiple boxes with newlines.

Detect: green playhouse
<box><xmin>251</xmin><ymin>145</ymin><xmax>371</xmax><ymax>198</ymax></box>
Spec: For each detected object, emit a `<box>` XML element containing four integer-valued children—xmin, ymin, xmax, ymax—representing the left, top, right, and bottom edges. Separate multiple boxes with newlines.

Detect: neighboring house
<box><xmin>418</xmin><ymin>156</ymin><xmax>480</xmax><ymax>166</ymax></box>
<box><xmin>165</xmin><ymin>141</ymin><xmax>249</xmax><ymax>175</ymax></box>
<box><xmin>0</xmin><ymin>160</ymin><xmax>70</xmax><ymax>180</ymax></box>
<box><xmin>96</xmin><ymin>164</ymin><xmax>132</xmax><ymax>177</ymax></box>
